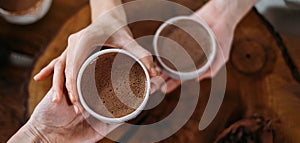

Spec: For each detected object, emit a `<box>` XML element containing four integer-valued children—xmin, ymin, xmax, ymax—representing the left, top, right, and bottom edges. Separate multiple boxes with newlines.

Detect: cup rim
<box><xmin>0</xmin><ymin>0</ymin><xmax>52</xmax><ymax>25</ymax></box>
<box><xmin>153</xmin><ymin>16</ymin><xmax>217</xmax><ymax>80</ymax></box>
<box><xmin>77</xmin><ymin>49</ymin><xmax>151</xmax><ymax>124</ymax></box>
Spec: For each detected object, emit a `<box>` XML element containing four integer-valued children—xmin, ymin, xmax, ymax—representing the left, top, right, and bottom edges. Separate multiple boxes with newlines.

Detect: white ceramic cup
<box><xmin>77</xmin><ymin>49</ymin><xmax>151</xmax><ymax>124</ymax></box>
<box><xmin>0</xmin><ymin>0</ymin><xmax>52</xmax><ymax>25</ymax></box>
<box><xmin>153</xmin><ymin>16</ymin><xmax>217</xmax><ymax>80</ymax></box>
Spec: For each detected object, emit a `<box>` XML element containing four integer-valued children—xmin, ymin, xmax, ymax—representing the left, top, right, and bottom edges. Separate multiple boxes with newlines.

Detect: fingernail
<box><xmin>155</xmin><ymin>67</ymin><xmax>162</xmax><ymax>74</ymax></box>
<box><xmin>33</xmin><ymin>75</ymin><xmax>38</xmax><ymax>80</ymax></box>
<box><xmin>69</xmin><ymin>92</ymin><xmax>73</xmax><ymax>101</ymax></box>
<box><xmin>150</xmin><ymin>85</ymin><xmax>157</xmax><ymax>94</ymax></box>
<box><xmin>161</xmin><ymin>85</ymin><xmax>167</xmax><ymax>94</ymax></box>
<box><xmin>69</xmin><ymin>92</ymin><xmax>75</xmax><ymax>102</ymax></box>
<box><xmin>74</xmin><ymin>105</ymin><xmax>79</xmax><ymax>114</ymax></box>
<box><xmin>151</xmin><ymin>67</ymin><xmax>157</xmax><ymax>76</ymax></box>
<box><xmin>52</xmin><ymin>93</ymin><xmax>57</xmax><ymax>102</ymax></box>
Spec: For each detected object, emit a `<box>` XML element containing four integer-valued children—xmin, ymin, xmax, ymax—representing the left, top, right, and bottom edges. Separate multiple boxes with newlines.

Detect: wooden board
<box><xmin>28</xmin><ymin>1</ymin><xmax>300</xmax><ymax>142</ymax></box>
<box><xmin>0</xmin><ymin>0</ymin><xmax>88</xmax><ymax>142</ymax></box>
<box><xmin>0</xmin><ymin>0</ymin><xmax>88</xmax><ymax>56</ymax></box>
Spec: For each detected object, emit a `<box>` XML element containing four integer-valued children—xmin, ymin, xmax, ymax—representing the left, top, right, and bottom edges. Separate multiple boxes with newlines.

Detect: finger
<box><xmin>161</xmin><ymin>79</ymin><xmax>182</xmax><ymax>94</ymax></box>
<box><xmin>63</xmin><ymin>76</ymin><xmax>82</xmax><ymax>115</ymax></box>
<box><xmin>65</xmin><ymin>71</ymin><xmax>78</xmax><ymax>104</ymax></box>
<box><xmin>141</xmin><ymin>56</ymin><xmax>157</xmax><ymax>77</ymax></box>
<box><xmin>155</xmin><ymin>66</ymin><xmax>162</xmax><ymax>75</ymax></box>
<box><xmin>62</xmin><ymin>48</ymin><xmax>79</xmax><ymax>104</ymax></box>
<box><xmin>52</xmin><ymin>59</ymin><xmax>66</xmax><ymax>103</ymax></box>
<box><xmin>34</xmin><ymin>59</ymin><xmax>57</xmax><ymax>81</ymax></box>
<box><xmin>64</xmin><ymin>59</ymin><xmax>79</xmax><ymax>105</ymax></box>
<box><xmin>150</xmin><ymin>73</ymin><xmax>169</xmax><ymax>94</ymax></box>
<box><xmin>122</xmin><ymin>40</ymin><xmax>158</xmax><ymax>77</ymax></box>
<box><xmin>73</xmin><ymin>102</ymin><xmax>83</xmax><ymax>114</ymax></box>
<box><xmin>34</xmin><ymin>50</ymin><xmax>67</xmax><ymax>81</ymax></box>
<box><xmin>197</xmin><ymin>69</ymin><xmax>211</xmax><ymax>81</ymax></box>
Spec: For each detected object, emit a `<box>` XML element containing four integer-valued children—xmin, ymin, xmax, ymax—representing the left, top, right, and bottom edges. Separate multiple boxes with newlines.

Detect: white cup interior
<box><xmin>153</xmin><ymin>16</ymin><xmax>217</xmax><ymax>80</ymax></box>
<box><xmin>77</xmin><ymin>49</ymin><xmax>150</xmax><ymax>124</ymax></box>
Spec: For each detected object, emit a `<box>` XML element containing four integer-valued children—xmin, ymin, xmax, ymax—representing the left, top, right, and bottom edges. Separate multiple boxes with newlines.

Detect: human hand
<box><xmin>33</xmin><ymin>13</ymin><xmax>158</xmax><ymax>111</ymax></box>
<box><xmin>8</xmin><ymin>88</ymin><xmax>120</xmax><ymax>143</ymax></box>
<box><xmin>158</xmin><ymin>0</ymin><xmax>257</xmax><ymax>94</ymax></box>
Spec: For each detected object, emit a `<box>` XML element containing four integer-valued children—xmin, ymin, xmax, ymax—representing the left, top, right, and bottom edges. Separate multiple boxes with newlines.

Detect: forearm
<box><xmin>89</xmin><ymin>0</ymin><xmax>126</xmax><ymax>23</ymax></box>
<box><xmin>195</xmin><ymin>0</ymin><xmax>257</xmax><ymax>29</ymax></box>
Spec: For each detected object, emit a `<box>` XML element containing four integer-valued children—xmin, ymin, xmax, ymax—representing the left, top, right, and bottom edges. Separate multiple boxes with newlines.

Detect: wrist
<box><xmin>8</xmin><ymin>121</ymin><xmax>49</xmax><ymax>143</ymax></box>
<box><xmin>90</xmin><ymin>0</ymin><xmax>126</xmax><ymax>23</ymax></box>
<box><xmin>8</xmin><ymin>119</ymin><xmax>61</xmax><ymax>143</ymax></box>
<box><xmin>211</xmin><ymin>0</ymin><xmax>257</xmax><ymax>27</ymax></box>
<box><xmin>218</xmin><ymin>0</ymin><xmax>257</xmax><ymax>25</ymax></box>
<box><xmin>194</xmin><ymin>0</ymin><xmax>257</xmax><ymax>29</ymax></box>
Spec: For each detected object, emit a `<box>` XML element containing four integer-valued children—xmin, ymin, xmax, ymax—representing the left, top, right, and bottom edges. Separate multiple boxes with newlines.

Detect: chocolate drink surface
<box><xmin>80</xmin><ymin>52</ymin><xmax>146</xmax><ymax>118</ymax></box>
<box><xmin>158</xmin><ymin>23</ymin><xmax>208</xmax><ymax>72</ymax></box>
<box><xmin>0</xmin><ymin>0</ymin><xmax>40</xmax><ymax>12</ymax></box>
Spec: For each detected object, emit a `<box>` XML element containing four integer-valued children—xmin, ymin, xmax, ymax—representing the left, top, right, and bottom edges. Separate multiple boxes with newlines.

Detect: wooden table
<box><xmin>1</xmin><ymin>0</ymin><xmax>300</xmax><ymax>142</ymax></box>
<box><xmin>0</xmin><ymin>0</ymin><xmax>88</xmax><ymax>141</ymax></box>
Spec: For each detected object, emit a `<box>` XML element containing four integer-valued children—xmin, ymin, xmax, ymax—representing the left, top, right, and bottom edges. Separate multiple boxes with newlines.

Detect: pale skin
<box><xmin>8</xmin><ymin>88</ymin><xmax>120</xmax><ymax>142</ymax></box>
<box><xmin>9</xmin><ymin>0</ymin><xmax>257</xmax><ymax>142</ymax></box>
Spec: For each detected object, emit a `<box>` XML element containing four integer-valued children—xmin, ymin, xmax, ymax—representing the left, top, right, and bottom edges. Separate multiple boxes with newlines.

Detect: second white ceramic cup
<box><xmin>153</xmin><ymin>16</ymin><xmax>217</xmax><ymax>80</ymax></box>
<box><xmin>0</xmin><ymin>0</ymin><xmax>52</xmax><ymax>25</ymax></box>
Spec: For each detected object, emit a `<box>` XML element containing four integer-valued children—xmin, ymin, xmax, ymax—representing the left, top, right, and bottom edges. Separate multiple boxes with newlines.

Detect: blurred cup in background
<box><xmin>0</xmin><ymin>0</ymin><xmax>52</xmax><ymax>25</ymax></box>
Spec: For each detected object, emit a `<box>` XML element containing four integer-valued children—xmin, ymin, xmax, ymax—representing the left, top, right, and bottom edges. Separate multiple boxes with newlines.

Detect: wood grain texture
<box><xmin>0</xmin><ymin>0</ymin><xmax>87</xmax><ymax>142</ymax></box>
<box><xmin>0</xmin><ymin>64</ymin><xmax>29</xmax><ymax>142</ymax></box>
<box><xmin>25</xmin><ymin>0</ymin><xmax>300</xmax><ymax>143</ymax></box>
<box><xmin>0</xmin><ymin>0</ymin><xmax>88</xmax><ymax>56</ymax></box>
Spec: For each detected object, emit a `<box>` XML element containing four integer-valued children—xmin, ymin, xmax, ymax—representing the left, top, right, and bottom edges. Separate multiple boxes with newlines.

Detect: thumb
<box><xmin>197</xmin><ymin>69</ymin><xmax>211</xmax><ymax>81</ymax></box>
<box><xmin>122</xmin><ymin>39</ymin><xmax>158</xmax><ymax>77</ymax></box>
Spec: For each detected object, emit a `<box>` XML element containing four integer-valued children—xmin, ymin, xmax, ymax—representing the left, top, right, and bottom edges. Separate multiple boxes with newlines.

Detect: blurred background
<box><xmin>256</xmin><ymin>0</ymin><xmax>300</xmax><ymax>62</ymax></box>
